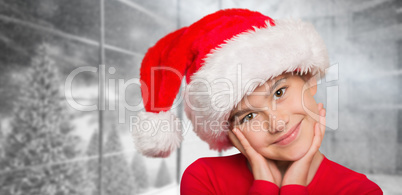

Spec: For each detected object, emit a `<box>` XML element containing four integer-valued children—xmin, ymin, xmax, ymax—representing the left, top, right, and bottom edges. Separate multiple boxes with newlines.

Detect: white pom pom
<box><xmin>131</xmin><ymin>111</ymin><xmax>183</xmax><ymax>157</ymax></box>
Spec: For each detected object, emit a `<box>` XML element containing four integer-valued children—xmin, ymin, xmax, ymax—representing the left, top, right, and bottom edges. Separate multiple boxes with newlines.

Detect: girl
<box><xmin>132</xmin><ymin>8</ymin><xmax>382</xmax><ymax>194</ymax></box>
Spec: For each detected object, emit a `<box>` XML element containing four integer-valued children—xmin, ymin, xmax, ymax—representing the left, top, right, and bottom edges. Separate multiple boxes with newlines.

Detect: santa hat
<box><xmin>132</xmin><ymin>8</ymin><xmax>329</xmax><ymax>157</ymax></box>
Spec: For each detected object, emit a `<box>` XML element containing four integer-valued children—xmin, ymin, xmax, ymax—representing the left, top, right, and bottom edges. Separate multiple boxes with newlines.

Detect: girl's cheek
<box><xmin>244</xmin><ymin>126</ymin><xmax>266</xmax><ymax>147</ymax></box>
<box><xmin>297</xmin><ymin>89</ymin><xmax>318</xmax><ymax>113</ymax></box>
<box><xmin>286</xmin><ymin>92</ymin><xmax>305</xmax><ymax>112</ymax></box>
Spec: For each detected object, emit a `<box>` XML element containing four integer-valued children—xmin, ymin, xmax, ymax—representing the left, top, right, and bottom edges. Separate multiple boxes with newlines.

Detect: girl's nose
<box><xmin>263</xmin><ymin>111</ymin><xmax>289</xmax><ymax>134</ymax></box>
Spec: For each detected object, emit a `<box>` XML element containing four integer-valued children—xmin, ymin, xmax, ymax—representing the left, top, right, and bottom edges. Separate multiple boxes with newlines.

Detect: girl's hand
<box><xmin>228</xmin><ymin>128</ymin><xmax>282</xmax><ymax>186</ymax></box>
<box><xmin>281</xmin><ymin>103</ymin><xmax>326</xmax><ymax>186</ymax></box>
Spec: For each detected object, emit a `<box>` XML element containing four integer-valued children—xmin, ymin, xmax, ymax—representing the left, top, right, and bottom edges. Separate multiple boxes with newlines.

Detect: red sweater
<box><xmin>181</xmin><ymin>153</ymin><xmax>382</xmax><ymax>195</ymax></box>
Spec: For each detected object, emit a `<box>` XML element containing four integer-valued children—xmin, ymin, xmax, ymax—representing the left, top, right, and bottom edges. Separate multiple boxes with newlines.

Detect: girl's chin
<box><xmin>284</xmin><ymin>154</ymin><xmax>305</xmax><ymax>161</ymax></box>
<box><xmin>269</xmin><ymin>148</ymin><xmax>309</xmax><ymax>161</ymax></box>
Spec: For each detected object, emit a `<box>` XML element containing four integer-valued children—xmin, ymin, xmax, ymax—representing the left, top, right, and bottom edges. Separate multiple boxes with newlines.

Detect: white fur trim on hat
<box><xmin>185</xmin><ymin>18</ymin><xmax>329</xmax><ymax>150</ymax></box>
<box><xmin>131</xmin><ymin>111</ymin><xmax>183</xmax><ymax>157</ymax></box>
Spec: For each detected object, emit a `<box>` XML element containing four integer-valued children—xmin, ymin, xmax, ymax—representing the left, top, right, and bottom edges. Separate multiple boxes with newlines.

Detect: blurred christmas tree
<box><xmin>0</xmin><ymin>44</ymin><xmax>88</xmax><ymax>195</ymax></box>
<box><xmin>86</xmin><ymin>130</ymin><xmax>100</xmax><ymax>195</ymax></box>
<box><xmin>102</xmin><ymin>126</ymin><xmax>135</xmax><ymax>195</ymax></box>
<box><xmin>0</xmin><ymin>124</ymin><xmax>4</xmax><ymax>191</ymax></box>
<box><xmin>0</xmin><ymin>123</ymin><xmax>3</xmax><ymax>158</ymax></box>
<box><xmin>131</xmin><ymin>152</ymin><xmax>148</xmax><ymax>193</ymax></box>
<box><xmin>154</xmin><ymin>160</ymin><xmax>172</xmax><ymax>188</ymax></box>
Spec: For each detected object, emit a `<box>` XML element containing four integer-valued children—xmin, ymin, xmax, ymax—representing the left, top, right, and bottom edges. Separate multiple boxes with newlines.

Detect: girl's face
<box><xmin>228</xmin><ymin>73</ymin><xmax>320</xmax><ymax>161</ymax></box>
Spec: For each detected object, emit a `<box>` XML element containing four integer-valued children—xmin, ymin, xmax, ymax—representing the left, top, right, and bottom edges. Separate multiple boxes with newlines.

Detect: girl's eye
<box><xmin>273</xmin><ymin>87</ymin><xmax>287</xmax><ymax>100</ymax></box>
<box><xmin>240</xmin><ymin>113</ymin><xmax>257</xmax><ymax>124</ymax></box>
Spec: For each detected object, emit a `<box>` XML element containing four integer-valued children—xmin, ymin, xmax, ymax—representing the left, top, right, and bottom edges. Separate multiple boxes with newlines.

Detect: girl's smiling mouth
<box><xmin>273</xmin><ymin>120</ymin><xmax>302</xmax><ymax>146</ymax></box>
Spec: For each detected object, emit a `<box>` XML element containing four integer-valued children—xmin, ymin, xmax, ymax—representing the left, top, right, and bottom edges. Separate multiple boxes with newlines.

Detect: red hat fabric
<box><xmin>132</xmin><ymin>8</ymin><xmax>329</xmax><ymax>157</ymax></box>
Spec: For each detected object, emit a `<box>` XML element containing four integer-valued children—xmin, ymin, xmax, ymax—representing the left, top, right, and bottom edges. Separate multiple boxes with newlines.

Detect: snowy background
<box><xmin>0</xmin><ymin>0</ymin><xmax>401</xmax><ymax>194</ymax></box>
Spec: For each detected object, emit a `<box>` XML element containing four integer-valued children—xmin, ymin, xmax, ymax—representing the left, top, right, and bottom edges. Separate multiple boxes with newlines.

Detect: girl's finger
<box><xmin>232</xmin><ymin>129</ymin><xmax>268</xmax><ymax>168</ymax></box>
<box><xmin>319</xmin><ymin>108</ymin><xmax>326</xmax><ymax>139</ymax></box>
<box><xmin>228</xmin><ymin>130</ymin><xmax>244</xmax><ymax>152</ymax></box>
<box><xmin>304</xmin><ymin>123</ymin><xmax>322</xmax><ymax>158</ymax></box>
<box><xmin>231</xmin><ymin>128</ymin><xmax>276</xmax><ymax>183</ymax></box>
<box><xmin>232</xmin><ymin>128</ymin><xmax>253</xmax><ymax>150</ymax></box>
<box><xmin>305</xmin><ymin>107</ymin><xmax>326</xmax><ymax>158</ymax></box>
<box><xmin>317</xmin><ymin>103</ymin><xmax>323</xmax><ymax>111</ymax></box>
